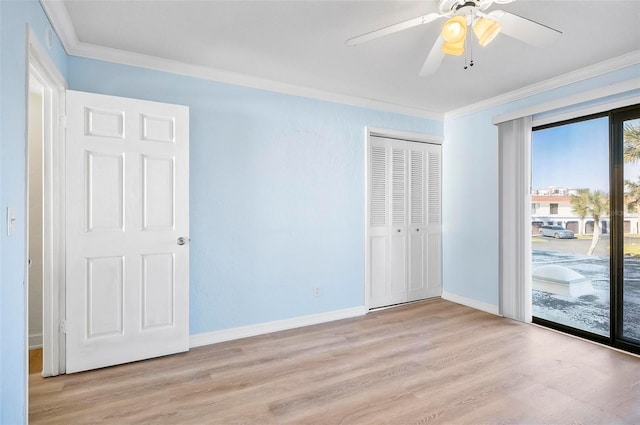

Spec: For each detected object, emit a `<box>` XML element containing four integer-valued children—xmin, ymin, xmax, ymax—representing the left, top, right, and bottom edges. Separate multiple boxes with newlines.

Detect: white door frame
<box><xmin>364</xmin><ymin>127</ymin><xmax>443</xmax><ymax>310</ymax></box>
<box><xmin>26</xmin><ymin>26</ymin><xmax>68</xmax><ymax>388</ymax></box>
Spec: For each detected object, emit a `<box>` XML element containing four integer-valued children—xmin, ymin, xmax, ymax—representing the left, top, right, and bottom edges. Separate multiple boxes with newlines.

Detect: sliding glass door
<box><xmin>617</xmin><ymin>108</ymin><xmax>640</xmax><ymax>349</ymax></box>
<box><xmin>531</xmin><ymin>115</ymin><xmax>610</xmax><ymax>338</ymax></box>
<box><xmin>531</xmin><ymin>105</ymin><xmax>640</xmax><ymax>354</ymax></box>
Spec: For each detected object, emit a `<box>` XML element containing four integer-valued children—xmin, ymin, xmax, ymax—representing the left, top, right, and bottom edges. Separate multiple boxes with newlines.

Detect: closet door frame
<box><xmin>364</xmin><ymin>127</ymin><xmax>443</xmax><ymax>310</ymax></box>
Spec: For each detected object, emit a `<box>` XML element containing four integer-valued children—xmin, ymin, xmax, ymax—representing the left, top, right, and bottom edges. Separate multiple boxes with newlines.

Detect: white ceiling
<box><xmin>46</xmin><ymin>0</ymin><xmax>640</xmax><ymax>116</ymax></box>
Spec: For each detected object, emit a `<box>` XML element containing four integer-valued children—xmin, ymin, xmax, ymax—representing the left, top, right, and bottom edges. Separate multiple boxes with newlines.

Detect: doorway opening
<box><xmin>28</xmin><ymin>75</ymin><xmax>45</xmax><ymax>374</ymax></box>
<box><xmin>25</xmin><ymin>29</ymin><xmax>67</xmax><ymax>390</ymax></box>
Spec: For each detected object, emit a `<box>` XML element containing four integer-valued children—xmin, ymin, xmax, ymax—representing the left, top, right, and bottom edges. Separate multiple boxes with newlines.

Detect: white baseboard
<box><xmin>29</xmin><ymin>333</ymin><xmax>43</xmax><ymax>350</ymax></box>
<box><xmin>442</xmin><ymin>291</ymin><xmax>501</xmax><ymax>316</ymax></box>
<box><xmin>189</xmin><ymin>306</ymin><xmax>367</xmax><ymax>348</ymax></box>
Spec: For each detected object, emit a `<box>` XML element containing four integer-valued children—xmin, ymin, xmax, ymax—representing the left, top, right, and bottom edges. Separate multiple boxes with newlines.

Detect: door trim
<box><xmin>364</xmin><ymin>127</ymin><xmax>442</xmax><ymax>310</ymax></box>
<box><xmin>27</xmin><ymin>27</ymin><xmax>68</xmax><ymax>382</ymax></box>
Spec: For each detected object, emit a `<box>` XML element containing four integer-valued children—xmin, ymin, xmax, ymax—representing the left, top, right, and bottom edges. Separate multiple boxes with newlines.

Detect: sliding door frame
<box><xmin>612</xmin><ymin>104</ymin><xmax>640</xmax><ymax>354</ymax></box>
<box><xmin>531</xmin><ymin>104</ymin><xmax>640</xmax><ymax>355</ymax></box>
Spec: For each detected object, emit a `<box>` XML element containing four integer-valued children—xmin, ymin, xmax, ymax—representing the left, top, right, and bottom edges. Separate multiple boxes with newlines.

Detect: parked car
<box><xmin>539</xmin><ymin>225</ymin><xmax>575</xmax><ymax>239</ymax></box>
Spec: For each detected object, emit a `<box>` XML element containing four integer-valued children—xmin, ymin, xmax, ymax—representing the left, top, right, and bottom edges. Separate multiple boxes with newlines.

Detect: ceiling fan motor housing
<box><xmin>440</xmin><ymin>0</ymin><xmax>486</xmax><ymax>15</ymax></box>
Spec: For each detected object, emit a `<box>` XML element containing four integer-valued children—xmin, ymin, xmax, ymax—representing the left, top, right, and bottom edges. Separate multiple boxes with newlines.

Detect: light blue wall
<box><xmin>0</xmin><ymin>1</ymin><xmax>67</xmax><ymax>423</ymax></box>
<box><xmin>1</xmin><ymin>0</ymin><xmax>3</xmax><ymax>413</ymax></box>
<box><xmin>67</xmin><ymin>57</ymin><xmax>443</xmax><ymax>334</ymax></box>
<box><xmin>442</xmin><ymin>109</ymin><xmax>499</xmax><ymax>305</ymax></box>
<box><xmin>442</xmin><ymin>64</ymin><xmax>640</xmax><ymax>307</ymax></box>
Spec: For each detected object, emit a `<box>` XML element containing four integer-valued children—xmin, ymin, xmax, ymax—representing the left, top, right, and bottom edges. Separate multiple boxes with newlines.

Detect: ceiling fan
<box><xmin>346</xmin><ymin>0</ymin><xmax>562</xmax><ymax>76</ymax></box>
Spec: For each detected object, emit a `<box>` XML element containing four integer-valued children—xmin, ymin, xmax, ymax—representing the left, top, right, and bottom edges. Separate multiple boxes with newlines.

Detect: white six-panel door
<box><xmin>368</xmin><ymin>136</ymin><xmax>441</xmax><ymax>309</ymax></box>
<box><xmin>65</xmin><ymin>90</ymin><xmax>189</xmax><ymax>373</ymax></box>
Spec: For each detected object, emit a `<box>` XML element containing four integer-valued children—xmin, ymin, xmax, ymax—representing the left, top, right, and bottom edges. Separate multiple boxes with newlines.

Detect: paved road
<box><xmin>533</xmin><ymin>234</ymin><xmax>640</xmax><ymax>257</ymax></box>
<box><xmin>532</xmin><ymin>234</ymin><xmax>610</xmax><ymax>257</ymax></box>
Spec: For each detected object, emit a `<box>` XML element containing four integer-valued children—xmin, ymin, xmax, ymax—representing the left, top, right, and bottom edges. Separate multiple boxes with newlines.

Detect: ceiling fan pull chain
<box><xmin>469</xmin><ymin>21</ymin><xmax>474</xmax><ymax>68</ymax></box>
<box><xmin>464</xmin><ymin>22</ymin><xmax>475</xmax><ymax>70</ymax></box>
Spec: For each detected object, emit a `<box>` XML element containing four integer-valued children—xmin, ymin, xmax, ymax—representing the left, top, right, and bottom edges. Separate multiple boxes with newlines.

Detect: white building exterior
<box><xmin>531</xmin><ymin>187</ymin><xmax>639</xmax><ymax>235</ymax></box>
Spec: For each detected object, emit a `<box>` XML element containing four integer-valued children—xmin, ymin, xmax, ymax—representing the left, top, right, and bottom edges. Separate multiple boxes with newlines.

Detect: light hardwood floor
<box><xmin>29</xmin><ymin>348</ymin><xmax>43</xmax><ymax>374</ymax></box>
<box><xmin>30</xmin><ymin>299</ymin><xmax>640</xmax><ymax>424</ymax></box>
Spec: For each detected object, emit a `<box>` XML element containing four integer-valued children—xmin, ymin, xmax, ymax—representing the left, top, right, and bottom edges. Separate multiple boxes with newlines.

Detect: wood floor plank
<box><xmin>29</xmin><ymin>348</ymin><xmax>43</xmax><ymax>374</ymax></box>
<box><xmin>29</xmin><ymin>299</ymin><xmax>640</xmax><ymax>424</ymax></box>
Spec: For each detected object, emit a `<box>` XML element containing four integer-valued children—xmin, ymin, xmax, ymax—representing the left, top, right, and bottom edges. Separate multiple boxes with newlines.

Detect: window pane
<box><xmin>622</xmin><ymin>117</ymin><xmax>640</xmax><ymax>343</ymax></box>
<box><xmin>531</xmin><ymin>116</ymin><xmax>610</xmax><ymax>337</ymax></box>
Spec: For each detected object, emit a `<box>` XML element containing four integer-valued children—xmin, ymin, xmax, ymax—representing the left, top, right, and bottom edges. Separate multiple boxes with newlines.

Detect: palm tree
<box><xmin>623</xmin><ymin>122</ymin><xmax>640</xmax><ymax>163</ymax></box>
<box><xmin>625</xmin><ymin>178</ymin><xmax>640</xmax><ymax>213</ymax></box>
<box><xmin>622</xmin><ymin>123</ymin><xmax>640</xmax><ymax>235</ymax></box>
<box><xmin>570</xmin><ymin>188</ymin><xmax>589</xmax><ymax>236</ymax></box>
<box><xmin>570</xmin><ymin>189</ymin><xmax>609</xmax><ymax>256</ymax></box>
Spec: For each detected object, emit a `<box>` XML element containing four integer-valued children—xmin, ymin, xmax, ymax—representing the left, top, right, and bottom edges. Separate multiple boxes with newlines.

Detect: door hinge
<box><xmin>59</xmin><ymin>320</ymin><xmax>67</xmax><ymax>334</ymax></box>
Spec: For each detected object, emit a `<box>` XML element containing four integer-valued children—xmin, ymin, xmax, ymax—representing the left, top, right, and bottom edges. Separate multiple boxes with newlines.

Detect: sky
<box><xmin>532</xmin><ymin>117</ymin><xmax>640</xmax><ymax>193</ymax></box>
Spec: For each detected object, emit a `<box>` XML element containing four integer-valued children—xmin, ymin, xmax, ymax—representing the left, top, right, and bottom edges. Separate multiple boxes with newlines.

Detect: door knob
<box><xmin>177</xmin><ymin>237</ymin><xmax>189</xmax><ymax>246</ymax></box>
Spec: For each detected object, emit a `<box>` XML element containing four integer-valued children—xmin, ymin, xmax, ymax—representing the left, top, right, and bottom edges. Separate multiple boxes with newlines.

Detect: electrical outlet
<box><xmin>313</xmin><ymin>287</ymin><xmax>321</xmax><ymax>297</ymax></box>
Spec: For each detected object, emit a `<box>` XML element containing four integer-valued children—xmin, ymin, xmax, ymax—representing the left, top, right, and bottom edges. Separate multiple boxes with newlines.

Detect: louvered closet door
<box><xmin>368</xmin><ymin>142</ymin><xmax>393</xmax><ymax>307</ymax></box>
<box><xmin>388</xmin><ymin>147</ymin><xmax>409</xmax><ymax>304</ymax></box>
<box><xmin>425</xmin><ymin>147</ymin><xmax>442</xmax><ymax>298</ymax></box>
<box><xmin>408</xmin><ymin>143</ymin><xmax>442</xmax><ymax>301</ymax></box>
<box><xmin>368</xmin><ymin>136</ymin><xmax>441</xmax><ymax>308</ymax></box>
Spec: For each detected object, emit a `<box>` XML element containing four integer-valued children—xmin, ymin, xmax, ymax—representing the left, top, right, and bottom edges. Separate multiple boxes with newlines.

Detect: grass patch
<box><xmin>625</xmin><ymin>243</ymin><xmax>640</xmax><ymax>257</ymax></box>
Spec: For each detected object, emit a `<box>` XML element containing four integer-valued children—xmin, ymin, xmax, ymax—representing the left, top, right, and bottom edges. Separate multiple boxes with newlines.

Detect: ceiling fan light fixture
<box><xmin>441</xmin><ymin>15</ymin><xmax>467</xmax><ymax>43</ymax></box>
<box><xmin>472</xmin><ymin>17</ymin><xmax>502</xmax><ymax>46</ymax></box>
<box><xmin>441</xmin><ymin>39</ymin><xmax>465</xmax><ymax>56</ymax></box>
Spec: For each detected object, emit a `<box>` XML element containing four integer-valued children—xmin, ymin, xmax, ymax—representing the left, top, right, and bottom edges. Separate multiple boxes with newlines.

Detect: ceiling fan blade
<box><xmin>488</xmin><ymin>10</ymin><xmax>562</xmax><ymax>47</ymax></box>
<box><xmin>419</xmin><ymin>35</ymin><xmax>445</xmax><ymax>77</ymax></box>
<box><xmin>346</xmin><ymin>12</ymin><xmax>443</xmax><ymax>46</ymax></box>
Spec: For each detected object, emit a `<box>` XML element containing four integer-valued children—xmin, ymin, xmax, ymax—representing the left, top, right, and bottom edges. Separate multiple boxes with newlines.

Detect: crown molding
<box><xmin>70</xmin><ymin>41</ymin><xmax>443</xmax><ymax>120</ymax></box>
<box><xmin>40</xmin><ymin>0</ymin><xmax>78</xmax><ymax>53</ymax></box>
<box><xmin>39</xmin><ymin>1</ymin><xmax>443</xmax><ymax>121</ymax></box>
<box><xmin>445</xmin><ymin>50</ymin><xmax>640</xmax><ymax>120</ymax></box>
